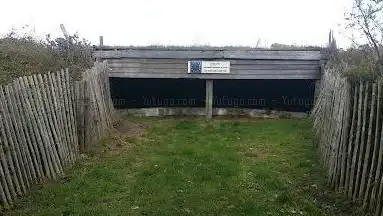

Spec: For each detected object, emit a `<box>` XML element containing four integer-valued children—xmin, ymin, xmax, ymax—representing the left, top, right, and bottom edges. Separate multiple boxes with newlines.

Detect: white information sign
<box><xmin>188</xmin><ymin>61</ymin><xmax>230</xmax><ymax>74</ymax></box>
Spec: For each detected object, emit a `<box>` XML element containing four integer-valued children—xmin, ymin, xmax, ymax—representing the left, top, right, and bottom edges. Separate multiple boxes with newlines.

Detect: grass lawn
<box><xmin>6</xmin><ymin>117</ymin><xmax>350</xmax><ymax>216</ymax></box>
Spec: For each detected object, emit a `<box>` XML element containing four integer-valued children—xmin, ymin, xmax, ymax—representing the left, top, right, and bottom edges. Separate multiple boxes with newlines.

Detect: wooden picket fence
<box><xmin>75</xmin><ymin>62</ymin><xmax>114</xmax><ymax>152</ymax></box>
<box><xmin>0</xmin><ymin>62</ymin><xmax>113</xmax><ymax>208</ymax></box>
<box><xmin>312</xmin><ymin>66</ymin><xmax>383</xmax><ymax>215</ymax></box>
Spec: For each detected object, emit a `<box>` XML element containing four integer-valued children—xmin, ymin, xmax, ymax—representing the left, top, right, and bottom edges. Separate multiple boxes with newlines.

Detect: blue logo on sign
<box><xmin>190</xmin><ymin>61</ymin><xmax>202</xmax><ymax>73</ymax></box>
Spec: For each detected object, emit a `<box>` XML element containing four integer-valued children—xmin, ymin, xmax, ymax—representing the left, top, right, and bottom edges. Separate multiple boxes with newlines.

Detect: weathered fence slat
<box><xmin>20</xmin><ymin>77</ymin><xmax>53</xmax><ymax>179</ymax></box>
<box><xmin>0</xmin><ymin>139</ymin><xmax>14</xmax><ymax>204</ymax></box>
<box><xmin>348</xmin><ymin>81</ymin><xmax>364</xmax><ymax>198</ymax></box>
<box><xmin>49</xmin><ymin>72</ymin><xmax>71</xmax><ymax>166</ymax></box>
<box><xmin>26</xmin><ymin>76</ymin><xmax>57</xmax><ymax>179</ymax></box>
<box><xmin>12</xmin><ymin>80</ymin><xmax>40</xmax><ymax>182</ymax></box>
<box><xmin>75</xmin><ymin>81</ymin><xmax>85</xmax><ymax>152</ymax></box>
<box><xmin>353</xmin><ymin>82</ymin><xmax>370</xmax><ymax>200</ymax></box>
<box><xmin>338</xmin><ymin>81</ymin><xmax>351</xmax><ymax>191</ymax></box>
<box><xmin>0</xmin><ymin>62</ymin><xmax>113</xmax><ymax>207</ymax></box>
<box><xmin>345</xmin><ymin>85</ymin><xmax>359</xmax><ymax>192</ymax></box>
<box><xmin>313</xmin><ymin>66</ymin><xmax>383</xmax><ymax>214</ymax></box>
<box><xmin>4</xmin><ymin>84</ymin><xmax>33</xmax><ymax>188</ymax></box>
<box><xmin>88</xmin><ymin>69</ymin><xmax>103</xmax><ymax>142</ymax></box>
<box><xmin>64</xmin><ymin>70</ymin><xmax>77</xmax><ymax>160</ymax></box>
<box><xmin>76</xmin><ymin>62</ymin><xmax>114</xmax><ymax>152</ymax></box>
<box><xmin>358</xmin><ymin>83</ymin><xmax>376</xmax><ymax>200</ymax></box>
<box><xmin>0</xmin><ymin>86</ymin><xmax>26</xmax><ymax>195</ymax></box>
<box><xmin>366</xmin><ymin>80</ymin><xmax>381</xmax><ymax>208</ymax></box>
<box><xmin>67</xmin><ymin>69</ymin><xmax>79</xmax><ymax>156</ymax></box>
<box><xmin>38</xmin><ymin>74</ymin><xmax>65</xmax><ymax>170</ymax></box>
<box><xmin>335</xmin><ymin>80</ymin><xmax>350</xmax><ymax>190</ymax></box>
<box><xmin>0</xmin><ymin>92</ymin><xmax>16</xmax><ymax>200</ymax></box>
<box><xmin>331</xmin><ymin>78</ymin><xmax>345</xmax><ymax>187</ymax></box>
<box><xmin>42</xmin><ymin>74</ymin><xmax>64</xmax><ymax>167</ymax></box>
<box><xmin>15</xmin><ymin>78</ymin><xmax>45</xmax><ymax>180</ymax></box>
<box><xmin>56</xmin><ymin>71</ymin><xmax>74</xmax><ymax>164</ymax></box>
<box><xmin>32</xmin><ymin>74</ymin><xmax>64</xmax><ymax>177</ymax></box>
<box><xmin>0</xmin><ymin>162</ymin><xmax>11</xmax><ymax>207</ymax></box>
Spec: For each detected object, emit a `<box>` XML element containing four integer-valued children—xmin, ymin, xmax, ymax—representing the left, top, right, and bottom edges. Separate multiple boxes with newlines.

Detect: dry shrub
<box><xmin>0</xmin><ymin>30</ymin><xmax>93</xmax><ymax>84</ymax></box>
<box><xmin>338</xmin><ymin>47</ymin><xmax>379</xmax><ymax>81</ymax></box>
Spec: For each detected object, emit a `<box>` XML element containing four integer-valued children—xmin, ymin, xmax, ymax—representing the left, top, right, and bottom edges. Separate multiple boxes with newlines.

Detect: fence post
<box><xmin>205</xmin><ymin>80</ymin><xmax>213</xmax><ymax>119</ymax></box>
<box><xmin>75</xmin><ymin>81</ymin><xmax>85</xmax><ymax>153</ymax></box>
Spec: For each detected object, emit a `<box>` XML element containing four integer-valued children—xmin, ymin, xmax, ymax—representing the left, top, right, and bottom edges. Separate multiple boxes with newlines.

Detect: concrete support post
<box><xmin>205</xmin><ymin>80</ymin><xmax>213</xmax><ymax>119</ymax></box>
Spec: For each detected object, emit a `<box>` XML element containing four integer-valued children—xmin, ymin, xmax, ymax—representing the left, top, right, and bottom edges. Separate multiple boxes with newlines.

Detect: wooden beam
<box><xmin>93</xmin><ymin>49</ymin><xmax>323</xmax><ymax>60</ymax></box>
<box><xmin>108</xmin><ymin>63</ymin><xmax>320</xmax><ymax>70</ymax></box>
<box><xmin>106</xmin><ymin>58</ymin><xmax>321</xmax><ymax>65</ymax></box>
<box><xmin>60</xmin><ymin>24</ymin><xmax>69</xmax><ymax>39</ymax></box>
<box><xmin>108</xmin><ymin>72</ymin><xmax>321</xmax><ymax>80</ymax></box>
<box><xmin>94</xmin><ymin>45</ymin><xmax>322</xmax><ymax>52</ymax></box>
<box><xmin>99</xmin><ymin>36</ymin><xmax>104</xmax><ymax>47</ymax></box>
<box><xmin>205</xmin><ymin>80</ymin><xmax>213</xmax><ymax>119</ymax></box>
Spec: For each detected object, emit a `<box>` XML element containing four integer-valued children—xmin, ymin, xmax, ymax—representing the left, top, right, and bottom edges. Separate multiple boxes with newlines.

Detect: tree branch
<box><xmin>357</xmin><ymin>1</ymin><xmax>382</xmax><ymax>61</ymax></box>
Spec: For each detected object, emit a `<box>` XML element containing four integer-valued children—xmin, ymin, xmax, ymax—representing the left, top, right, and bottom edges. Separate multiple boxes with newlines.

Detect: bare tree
<box><xmin>345</xmin><ymin>0</ymin><xmax>383</xmax><ymax>73</ymax></box>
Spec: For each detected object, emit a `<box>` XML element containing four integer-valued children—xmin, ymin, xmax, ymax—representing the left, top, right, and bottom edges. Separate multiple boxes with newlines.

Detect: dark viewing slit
<box><xmin>110</xmin><ymin>78</ymin><xmax>316</xmax><ymax>112</ymax></box>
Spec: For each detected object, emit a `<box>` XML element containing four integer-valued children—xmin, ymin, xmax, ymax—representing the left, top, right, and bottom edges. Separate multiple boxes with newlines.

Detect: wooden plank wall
<box><xmin>312</xmin><ymin>67</ymin><xmax>383</xmax><ymax>215</ymax></box>
<box><xmin>93</xmin><ymin>48</ymin><xmax>323</xmax><ymax>80</ymax></box>
<box><xmin>0</xmin><ymin>62</ymin><xmax>114</xmax><ymax>208</ymax></box>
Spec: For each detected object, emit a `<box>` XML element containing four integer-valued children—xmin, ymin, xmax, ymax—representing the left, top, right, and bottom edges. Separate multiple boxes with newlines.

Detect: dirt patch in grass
<box><xmin>238</xmin><ymin>148</ymin><xmax>271</xmax><ymax>160</ymax></box>
<box><xmin>113</xmin><ymin>118</ymin><xmax>147</xmax><ymax>136</ymax></box>
<box><xmin>107</xmin><ymin>122</ymin><xmax>147</xmax><ymax>155</ymax></box>
<box><xmin>312</xmin><ymin>187</ymin><xmax>365</xmax><ymax>215</ymax></box>
<box><xmin>87</xmin><ymin>115</ymin><xmax>150</xmax><ymax>157</ymax></box>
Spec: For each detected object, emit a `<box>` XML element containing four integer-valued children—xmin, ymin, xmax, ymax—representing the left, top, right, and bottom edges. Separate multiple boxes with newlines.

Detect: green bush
<box><xmin>343</xmin><ymin>59</ymin><xmax>377</xmax><ymax>82</ymax></box>
<box><xmin>327</xmin><ymin>45</ymin><xmax>382</xmax><ymax>81</ymax></box>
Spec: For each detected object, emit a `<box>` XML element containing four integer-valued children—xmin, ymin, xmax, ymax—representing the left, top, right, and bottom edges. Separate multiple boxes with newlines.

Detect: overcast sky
<box><xmin>0</xmin><ymin>0</ymin><xmax>353</xmax><ymax>48</ymax></box>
